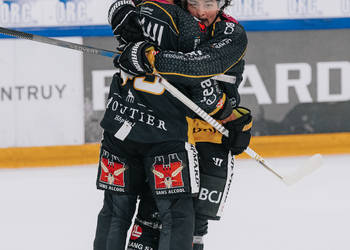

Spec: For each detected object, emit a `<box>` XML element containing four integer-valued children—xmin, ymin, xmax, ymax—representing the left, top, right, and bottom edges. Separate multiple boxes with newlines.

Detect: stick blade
<box><xmin>282</xmin><ymin>154</ymin><xmax>324</xmax><ymax>186</ymax></box>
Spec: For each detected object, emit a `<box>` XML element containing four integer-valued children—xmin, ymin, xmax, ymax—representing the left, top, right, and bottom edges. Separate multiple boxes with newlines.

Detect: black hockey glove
<box><xmin>108</xmin><ymin>0</ymin><xmax>143</xmax><ymax>44</ymax></box>
<box><xmin>115</xmin><ymin>41</ymin><xmax>158</xmax><ymax>75</ymax></box>
<box><xmin>222</xmin><ymin>107</ymin><xmax>252</xmax><ymax>155</ymax></box>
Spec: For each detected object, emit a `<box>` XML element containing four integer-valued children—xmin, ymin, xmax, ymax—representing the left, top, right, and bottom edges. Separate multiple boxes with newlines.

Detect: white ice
<box><xmin>1</xmin><ymin>154</ymin><xmax>349</xmax><ymax>250</ymax></box>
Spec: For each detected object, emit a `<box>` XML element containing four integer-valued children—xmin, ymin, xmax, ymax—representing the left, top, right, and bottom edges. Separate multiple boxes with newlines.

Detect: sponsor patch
<box><xmin>130</xmin><ymin>224</ymin><xmax>143</xmax><ymax>240</ymax></box>
<box><xmin>99</xmin><ymin>150</ymin><xmax>127</xmax><ymax>187</ymax></box>
<box><xmin>152</xmin><ymin>154</ymin><xmax>184</xmax><ymax>190</ymax></box>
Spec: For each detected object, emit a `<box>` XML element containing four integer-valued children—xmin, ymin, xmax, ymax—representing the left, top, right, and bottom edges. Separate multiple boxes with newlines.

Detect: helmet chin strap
<box><xmin>206</xmin><ymin>8</ymin><xmax>222</xmax><ymax>38</ymax></box>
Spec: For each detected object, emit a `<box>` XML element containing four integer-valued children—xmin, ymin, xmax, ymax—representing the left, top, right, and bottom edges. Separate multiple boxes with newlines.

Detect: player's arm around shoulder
<box><xmin>153</xmin><ymin>15</ymin><xmax>247</xmax><ymax>80</ymax></box>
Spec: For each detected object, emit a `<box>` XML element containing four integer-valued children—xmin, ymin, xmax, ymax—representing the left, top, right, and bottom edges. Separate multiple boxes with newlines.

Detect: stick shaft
<box><xmin>160</xmin><ymin>78</ymin><xmax>229</xmax><ymax>136</ymax></box>
<box><xmin>0</xmin><ymin>27</ymin><xmax>117</xmax><ymax>58</ymax></box>
<box><xmin>244</xmin><ymin>148</ymin><xmax>284</xmax><ymax>180</ymax></box>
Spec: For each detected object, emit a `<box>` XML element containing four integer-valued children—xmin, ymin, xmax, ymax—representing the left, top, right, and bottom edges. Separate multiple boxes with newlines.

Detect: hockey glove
<box><xmin>108</xmin><ymin>0</ymin><xmax>143</xmax><ymax>44</ymax></box>
<box><xmin>222</xmin><ymin>107</ymin><xmax>252</xmax><ymax>155</ymax></box>
<box><xmin>116</xmin><ymin>41</ymin><xmax>158</xmax><ymax>75</ymax></box>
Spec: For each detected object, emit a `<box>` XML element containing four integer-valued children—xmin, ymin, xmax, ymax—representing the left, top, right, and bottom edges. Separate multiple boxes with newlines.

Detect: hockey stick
<box><xmin>1</xmin><ymin>27</ymin><xmax>323</xmax><ymax>185</ymax></box>
<box><xmin>0</xmin><ymin>27</ymin><xmax>117</xmax><ymax>58</ymax></box>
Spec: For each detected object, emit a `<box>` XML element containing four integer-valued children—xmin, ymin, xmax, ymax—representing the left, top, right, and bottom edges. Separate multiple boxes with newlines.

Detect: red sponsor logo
<box><xmin>99</xmin><ymin>157</ymin><xmax>126</xmax><ymax>187</ymax></box>
<box><xmin>152</xmin><ymin>154</ymin><xmax>184</xmax><ymax>189</ymax></box>
<box><xmin>130</xmin><ymin>224</ymin><xmax>143</xmax><ymax>240</ymax></box>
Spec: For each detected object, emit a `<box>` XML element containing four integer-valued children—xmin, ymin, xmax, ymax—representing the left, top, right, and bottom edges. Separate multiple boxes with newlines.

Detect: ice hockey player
<box><xmin>93</xmin><ymin>0</ymin><xmax>251</xmax><ymax>249</ymax></box>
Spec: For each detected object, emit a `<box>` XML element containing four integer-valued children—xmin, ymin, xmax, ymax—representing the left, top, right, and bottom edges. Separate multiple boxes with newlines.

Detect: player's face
<box><xmin>187</xmin><ymin>0</ymin><xmax>219</xmax><ymax>27</ymax></box>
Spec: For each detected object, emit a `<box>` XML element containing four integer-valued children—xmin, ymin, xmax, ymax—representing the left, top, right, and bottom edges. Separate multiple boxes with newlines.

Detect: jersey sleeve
<box><xmin>154</xmin><ymin>20</ymin><xmax>247</xmax><ymax>80</ymax></box>
<box><xmin>154</xmin><ymin>20</ymin><xmax>247</xmax><ymax>119</ymax></box>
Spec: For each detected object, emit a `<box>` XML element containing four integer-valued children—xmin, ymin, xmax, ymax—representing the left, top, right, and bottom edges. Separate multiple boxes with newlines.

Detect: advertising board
<box><xmin>0</xmin><ymin>0</ymin><xmax>349</xmax><ymax>164</ymax></box>
<box><xmin>0</xmin><ymin>37</ymin><xmax>84</xmax><ymax>147</ymax></box>
<box><xmin>1</xmin><ymin>0</ymin><xmax>350</xmax><ymax>35</ymax></box>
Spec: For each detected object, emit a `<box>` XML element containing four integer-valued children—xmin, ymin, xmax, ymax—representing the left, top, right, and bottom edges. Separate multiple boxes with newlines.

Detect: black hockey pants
<box><xmin>155</xmin><ymin>197</ymin><xmax>194</xmax><ymax>250</ymax></box>
<box><xmin>93</xmin><ymin>191</ymin><xmax>137</xmax><ymax>250</ymax></box>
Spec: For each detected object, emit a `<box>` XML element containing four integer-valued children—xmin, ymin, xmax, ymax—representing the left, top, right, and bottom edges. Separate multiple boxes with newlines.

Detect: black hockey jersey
<box><xmin>100</xmin><ymin>72</ymin><xmax>192</xmax><ymax>143</ymax></box>
<box><xmin>101</xmin><ymin>0</ymin><xmax>247</xmax><ymax>143</ymax></box>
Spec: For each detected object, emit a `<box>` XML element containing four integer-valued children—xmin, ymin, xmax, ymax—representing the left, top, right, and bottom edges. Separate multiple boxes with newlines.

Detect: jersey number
<box><xmin>133</xmin><ymin>76</ymin><xmax>165</xmax><ymax>95</ymax></box>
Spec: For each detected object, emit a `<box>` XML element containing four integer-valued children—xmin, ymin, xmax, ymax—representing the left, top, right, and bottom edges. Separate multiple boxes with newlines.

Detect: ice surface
<box><xmin>1</xmin><ymin>154</ymin><xmax>349</xmax><ymax>250</ymax></box>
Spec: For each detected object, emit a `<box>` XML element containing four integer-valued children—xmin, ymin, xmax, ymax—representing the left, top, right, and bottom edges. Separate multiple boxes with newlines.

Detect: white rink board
<box><xmin>0</xmin><ymin>0</ymin><xmax>350</xmax><ymax>29</ymax></box>
<box><xmin>0</xmin><ymin>154</ymin><xmax>349</xmax><ymax>250</ymax></box>
<box><xmin>0</xmin><ymin>0</ymin><xmax>115</xmax><ymax>27</ymax></box>
<box><xmin>0</xmin><ymin>37</ymin><xmax>84</xmax><ymax>147</ymax></box>
<box><xmin>228</xmin><ymin>0</ymin><xmax>350</xmax><ymax>20</ymax></box>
